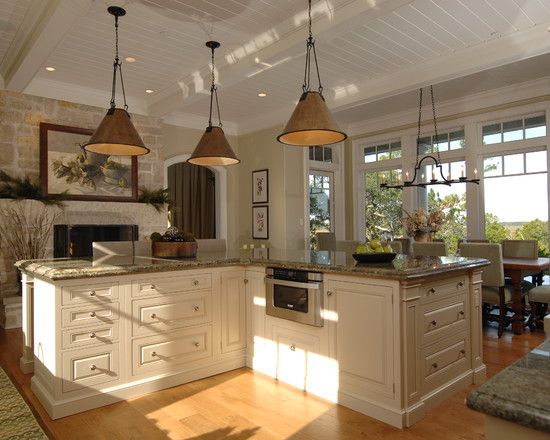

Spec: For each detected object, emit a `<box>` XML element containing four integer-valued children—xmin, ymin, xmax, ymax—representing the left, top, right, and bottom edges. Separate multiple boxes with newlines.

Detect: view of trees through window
<box><xmin>364</xmin><ymin>170</ymin><xmax>403</xmax><ymax>240</ymax></box>
<box><xmin>309</xmin><ymin>172</ymin><xmax>333</xmax><ymax>248</ymax></box>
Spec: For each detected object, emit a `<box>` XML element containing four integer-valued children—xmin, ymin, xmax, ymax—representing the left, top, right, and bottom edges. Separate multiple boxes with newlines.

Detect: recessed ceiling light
<box><xmin>125</xmin><ymin>56</ymin><xmax>136</xmax><ymax>63</ymax></box>
<box><xmin>145</xmin><ymin>89</ymin><xmax>154</xmax><ymax>94</ymax></box>
<box><xmin>258</xmin><ymin>92</ymin><xmax>267</xmax><ymax>97</ymax></box>
<box><xmin>45</xmin><ymin>66</ymin><xmax>56</xmax><ymax>72</ymax></box>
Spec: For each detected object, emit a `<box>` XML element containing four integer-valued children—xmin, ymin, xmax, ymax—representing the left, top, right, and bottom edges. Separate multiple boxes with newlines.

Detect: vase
<box><xmin>413</xmin><ymin>231</ymin><xmax>432</xmax><ymax>242</ymax></box>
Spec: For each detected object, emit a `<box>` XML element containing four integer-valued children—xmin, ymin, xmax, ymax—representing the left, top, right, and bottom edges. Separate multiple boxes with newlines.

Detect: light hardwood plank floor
<box><xmin>0</xmin><ymin>325</ymin><xmax>544</xmax><ymax>440</ymax></box>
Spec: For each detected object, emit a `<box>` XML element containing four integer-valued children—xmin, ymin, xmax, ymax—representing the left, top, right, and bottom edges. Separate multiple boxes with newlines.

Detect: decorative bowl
<box><xmin>352</xmin><ymin>252</ymin><xmax>397</xmax><ymax>263</ymax></box>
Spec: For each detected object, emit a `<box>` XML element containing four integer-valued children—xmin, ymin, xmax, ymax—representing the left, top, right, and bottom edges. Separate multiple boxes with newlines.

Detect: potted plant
<box><xmin>404</xmin><ymin>208</ymin><xmax>445</xmax><ymax>242</ymax></box>
<box><xmin>150</xmin><ymin>227</ymin><xmax>197</xmax><ymax>258</ymax></box>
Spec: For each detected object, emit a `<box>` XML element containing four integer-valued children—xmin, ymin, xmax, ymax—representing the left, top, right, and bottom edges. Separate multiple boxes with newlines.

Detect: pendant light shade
<box><xmin>188</xmin><ymin>41</ymin><xmax>240</xmax><ymax>166</ymax></box>
<box><xmin>277</xmin><ymin>0</ymin><xmax>347</xmax><ymax>147</ymax></box>
<box><xmin>188</xmin><ymin>126</ymin><xmax>239</xmax><ymax>166</ymax></box>
<box><xmin>277</xmin><ymin>91</ymin><xmax>346</xmax><ymax>146</ymax></box>
<box><xmin>83</xmin><ymin>6</ymin><xmax>149</xmax><ymax>156</ymax></box>
<box><xmin>84</xmin><ymin>108</ymin><xmax>149</xmax><ymax>156</ymax></box>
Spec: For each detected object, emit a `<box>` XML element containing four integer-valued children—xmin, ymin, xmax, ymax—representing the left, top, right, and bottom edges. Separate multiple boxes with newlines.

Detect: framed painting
<box><xmin>252</xmin><ymin>169</ymin><xmax>268</xmax><ymax>204</ymax></box>
<box><xmin>252</xmin><ymin>205</ymin><xmax>269</xmax><ymax>239</ymax></box>
<box><xmin>39</xmin><ymin>123</ymin><xmax>138</xmax><ymax>201</ymax></box>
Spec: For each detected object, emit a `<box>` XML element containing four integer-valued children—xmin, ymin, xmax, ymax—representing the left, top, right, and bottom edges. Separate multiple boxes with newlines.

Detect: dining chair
<box><xmin>336</xmin><ymin>240</ymin><xmax>361</xmax><ymax>254</ymax></box>
<box><xmin>501</xmin><ymin>239</ymin><xmax>541</xmax><ymax>284</ymax></box>
<box><xmin>196</xmin><ymin>239</ymin><xmax>226</xmax><ymax>252</ymax></box>
<box><xmin>527</xmin><ymin>285</ymin><xmax>550</xmax><ymax>329</ymax></box>
<box><xmin>411</xmin><ymin>241</ymin><xmax>447</xmax><ymax>257</ymax></box>
<box><xmin>389</xmin><ymin>241</ymin><xmax>403</xmax><ymax>253</ymax></box>
<box><xmin>459</xmin><ymin>243</ymin><xmax>514</xmax><ymax>337</ymax></box>
<box><xmin>393</xmin><ymin>238</ymin><xmax>410</xmax><ymax>254</ymax></box>
<box><xmin>316</xmin><ymin>232</ymin><xmax>336</xmax><ymax>251</ymax></box>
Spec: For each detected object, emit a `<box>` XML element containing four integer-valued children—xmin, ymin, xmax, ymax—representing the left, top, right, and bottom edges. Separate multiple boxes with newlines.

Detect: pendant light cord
<box><xmin>110</xmin><ymin>14</ymin><xmax>129</xmax><ymax>111</ymax></box>
<box><xmin>302</xmin><ymin>0</ymin><xmax>324</xmax><ymax>95</ymax></box>
<box><xmin>208</xmin><ymin>44</ymin><xmax>222</xmax><ymax>128</ymax></box>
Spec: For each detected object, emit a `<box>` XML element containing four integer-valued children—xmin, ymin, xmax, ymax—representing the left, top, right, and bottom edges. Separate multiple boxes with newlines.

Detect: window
<box><xmin>483</xmin><ymin>150</ymin><xmax>548</xmax><ymax>256</ymax></box>
<box><xmin>364</xmin><ymin>141</ymin><xmax>401</xmax><ymax>163</ymax></box>
<box><xmin>364</xmin><ymin>169</ymin><xmax>403</xmax><ymax>239</ymax></box>
<box><xmin>417</xmin><ymin>129</ymin><xmax>465</xmax><ymax>155</ymax></box>
<box><xmin>309</xmin><ymin>171</ymin><xmax>334</xmax><ymax>245</ymax></box>
<box><xmin>309</xmin><ymin>146</ymin><xmax>333</xmax><ymax>163</ymax></box>
<box><xmin>482</xmin><ymin>114</ymin><xmax>546</xmax><ymax>145</ymax></box>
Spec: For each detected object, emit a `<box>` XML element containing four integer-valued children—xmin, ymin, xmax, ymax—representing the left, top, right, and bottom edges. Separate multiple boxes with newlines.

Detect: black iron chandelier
<box><xmin>380</xmin><ymin>86</ymin><xmax>479</xmax><ymax>189</ymax></box>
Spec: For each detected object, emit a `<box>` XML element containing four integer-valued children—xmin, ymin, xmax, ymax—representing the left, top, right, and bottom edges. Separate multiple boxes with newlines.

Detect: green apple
<box><xmin>355</xmin><ymin>244</ymin><xmax>369</xmax><ymax>254</ymax></box>
<box><xmin>384</xmin><ymin>244</ymin><xmax>392</xmax><ymax>252</ymax></box>
<box><xmin>374</xmin><ymin>245</ymin><xmax>384</xmax><ymax>253</ymax></box>
<box><xmin>369</xmin><ymin>239</ymin><xmax>381</xmax><ymax>248</ymax></box>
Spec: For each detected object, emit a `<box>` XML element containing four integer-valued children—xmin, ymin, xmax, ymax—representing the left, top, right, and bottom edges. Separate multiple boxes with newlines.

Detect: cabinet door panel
<box><xmin>221</xmin><ymin>271</ymin><xmax>247</xmax><ymax>353</ymax></box>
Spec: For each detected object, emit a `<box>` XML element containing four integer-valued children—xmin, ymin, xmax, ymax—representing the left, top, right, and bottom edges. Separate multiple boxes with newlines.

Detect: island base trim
<box><xmin>32</xmin><ymin>356</ymin><xmax>246</xmax><ymax>420</ymax></box>
<box><xmin>473</xmin><ymin>364</ymin><xmax>487</xmax><ymax>384</ymax></box>
<box><xmin>338</xmin><ymin>391</ymin><xmax>405</xmax><ymax>428</ymax></box>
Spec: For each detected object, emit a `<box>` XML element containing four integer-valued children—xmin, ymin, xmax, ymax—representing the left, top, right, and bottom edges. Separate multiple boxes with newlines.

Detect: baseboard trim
<box><xmin>473</xmin><ymin>365</ymin><xmax>487</xmax><ymax>385</ymax></box>
<box><xmin>32</xmin><ymin>356</ymin><xmax>246</xmax><ymax>420</ymax></box>
<box><xmin>337</xmin><ymin>391</ymin><xmax>405</xmax><ymax>428</ymax></box>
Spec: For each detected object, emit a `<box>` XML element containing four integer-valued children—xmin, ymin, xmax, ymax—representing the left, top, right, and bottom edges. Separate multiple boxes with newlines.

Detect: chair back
<box><xmin>196</xmin><ymin>239</ymin><xmax>226</xmax><ymax>252</ymax></box>
<box><xmin>393</xmin><ymin>238</ymin><xmax>410</xmax><ymax>254</ymax></box>
<box><xmin>412</xmin><ymin>241</ymin><xmax>447</xmax><ymax>257</ymax></box>
<box><xmin>459</xmin><ymin>243</ymin><xmax>504</xmax><ymax>287</ymax></box>
<box><xmin>389</xmin><ymin>241</ymin><xmax>403</xmax><ymax>253</ymax></box>
<box><xmin>316</xmin><ymin>232</ymin><xmax>336</xmax><ymax>251</ymax></box>
<box><xmin>336</xmin><ymin>240</ymin><xmax>361</xmax><ymax>254</ymax></box>
<box><xmin>501</xmin><ymin>240</ymin><xmax>538</xmax><ymax>259</ymax></box>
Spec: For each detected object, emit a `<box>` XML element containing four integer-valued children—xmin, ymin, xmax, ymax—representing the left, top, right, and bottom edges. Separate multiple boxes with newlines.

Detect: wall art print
<box><xmin>252</xmin><ymin>169</ymin><xmax>268</xmax><ymax>204</ymax></box>
<box><xmin>39</xmin><ymin>123</ymin><xmax>138</xmax><ymax>201</ymax></box>
<box><xmin>252</xmin><ymin>205</ymin><xmax>269</xmax><ymax>239</ymax></box>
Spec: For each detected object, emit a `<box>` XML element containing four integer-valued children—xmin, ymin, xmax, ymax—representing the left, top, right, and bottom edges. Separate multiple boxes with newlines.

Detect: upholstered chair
<box><xmin>528</xmin><ymin>285</ymin><xmax>550</xmax><ymax>329</ymax></box>
<box><xmin>316</xmin><ymin>232</ymin><xmax>336</xmax><ymax>251</ymax></box>
<box><xmin>412</xmin><ymin>241</ymin><xmax>447</xmax><ymax>257</ymax></box>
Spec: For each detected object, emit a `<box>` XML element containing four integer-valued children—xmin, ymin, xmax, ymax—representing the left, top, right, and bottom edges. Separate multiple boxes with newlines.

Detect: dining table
<box><xmin>502</xmin><ymin>257</ymin><xmax>550</xmax><ymax>335</ymax></box>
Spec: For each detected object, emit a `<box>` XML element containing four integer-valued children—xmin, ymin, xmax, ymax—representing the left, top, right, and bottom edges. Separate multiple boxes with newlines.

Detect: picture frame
<box><xmin>39</xmin><ymin>122</ymin><xmax>138</xmax><ymax>202</ymax></box>
<box><xmin>252</xmin><ymin>169</ymin><xmax>269</xmax><ymax>204</ymax></box>
<box><xmin>252</xmin><ymin>205</ymin><xmax>269</xmax><ymax>239</ymax></box>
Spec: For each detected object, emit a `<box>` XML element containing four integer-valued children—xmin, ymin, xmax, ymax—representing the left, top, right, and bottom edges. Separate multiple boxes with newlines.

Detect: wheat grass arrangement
<box><xmin>0</xmin><ymin>200</ymin><xmax>62</xmax><ymax>262</ymax></box>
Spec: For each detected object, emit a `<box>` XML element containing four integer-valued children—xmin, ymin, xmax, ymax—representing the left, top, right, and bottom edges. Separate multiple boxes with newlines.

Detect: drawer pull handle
<box><xmin>431</xmin><ymin>320</ymin><xmax>437</xmax><ymax>326</ymax></box>
<box><xmin>90</xmin><ymin>364</ymin><xmax>97</xmax><ymax>371</ymax></box>
<box><xmin>151</xmin><ymin>313</ymin><xmax>157</xmax><ymax>319</ymax></box>
<box><xmin>459</xmin><ymin>349</ymin><xmax>466</xmax><ymax>355</ymax></box>
<box><xmin>89</xmin><ymin>290</ymin><xmax>96</xmax><ymax>296</ymax></box>
<box><xmin>90</xmin><ymin>332</ymin><xmax>96</xmax><ymax>338</ymax></box>
<box><xmin>428</xmin><ymin>288</ymin><xmax>436</xmax><ymax>295</ymax></box>
<box><xmin>244</xmin><ymin>279</ymin><xmax>249</xmax><ymax>284</ymax></box>
<box><xmin>150</xmin><ymin>284</ymin><xmax>156</xmax><ymax>290</ymax></box>
<box><xmin>90</xmin><ymin>312</ymin><xmax>96</xmax><ymax>318</ymax></box>
<box><xmin>290</xmin><ymin>344</ymin><xmax>296</xmax><ymax>352</ymax></box>
<box><xmin>193</xmin><ymin>279</ymin><xmax>199</xmax><ymax>286</ymax></box>
<box><xmin>194</xmin><ymin>342</ymin><xmax>200</xmax><ymax>348</ymax></box>
<box><xmin>459</xmin><ymin>310</ymin><xmax>465</xmax><ymax>316</ymax></box>
<box><xmin>432</xmin><ymin>363</ymin><xmax>438</xmax><ymax>369</ymax></box>
<box><xmin>327</xmin><ymin>290</ymin><xmax>333</xmax><ymax>296</ymax></box>
<box><xmin>457</xmin><ymin>281</ymin><xmax>464</xmax><ymax>288</ymax></box>
<box><xmin>151</xmin><ymin>351</ymin><xmax>157</xmax><ymax>357</ymax></box>
<box><xmin>193</xmin><ymin>305</ymin><xmax>200</xmax><ymax>312</ymax></box>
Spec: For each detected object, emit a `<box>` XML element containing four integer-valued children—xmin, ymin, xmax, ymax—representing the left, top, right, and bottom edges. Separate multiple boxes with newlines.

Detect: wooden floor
<box><xmin>0</xmin><ymin>325</ymin><xmax>545</xmax><ymax>440</ymax></box>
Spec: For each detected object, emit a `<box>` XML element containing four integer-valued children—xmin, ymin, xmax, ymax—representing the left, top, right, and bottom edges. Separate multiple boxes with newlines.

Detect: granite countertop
<box><xmin>467</xmin><ymin>338</ymin><xmax>550</xmax><ymax>433</ymax></box>
<box><xmin>15</xmin><ymin>249</ymin><xmax>488</xmax><ymax>282</ymax></box>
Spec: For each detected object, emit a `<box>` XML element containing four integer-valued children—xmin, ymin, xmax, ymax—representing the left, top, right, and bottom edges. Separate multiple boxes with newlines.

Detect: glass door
<box><xmin>309</xmin><ymin>171</ymin><xmax>334</xmax><ymax>248</ymax></box>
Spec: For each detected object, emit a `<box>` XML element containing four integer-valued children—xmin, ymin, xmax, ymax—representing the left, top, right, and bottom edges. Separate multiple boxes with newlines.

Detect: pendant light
<box><xmin>380</xmin><ymin>86</ymin><xmax>479</xmax><ymax>189</ymax></box>
<box><xmin>83</xmin><ymin>6</ymin><xmax>149</xmax><ymax>156</ymax></box>
<box><xmin>277</xmin><ymin>0</ymin><xmax>347</xmax><ymax>146</ymax></box>
<box><xmin>188</xmin><ymin>41</ymin><xmax>240</xmax><ymax>166</ymax></box>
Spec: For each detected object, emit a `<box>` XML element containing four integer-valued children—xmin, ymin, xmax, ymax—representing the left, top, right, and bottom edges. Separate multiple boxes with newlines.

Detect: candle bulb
<box><xmin>461</xmin><ymin>165</ymin><xmax>465</xmax><ymax>178</ymax></box>
<box><xmin>421</xmin><ymin>173</ymin><xmax>425</xmax><ymax>180</ymax></box>
<box><xmin>431</xmin><ymin>168</ymin><xmax>436</xmax><ymax>180</ymax></box>
<box><xmin>474</xmin><ymin>168</ymin><xmax>478</xmax><ymax>177</ymax></box>
<box><xmin>405</xmin><ymin>171</ymin><xmax>410</xmax><ymax>181</ymax></box>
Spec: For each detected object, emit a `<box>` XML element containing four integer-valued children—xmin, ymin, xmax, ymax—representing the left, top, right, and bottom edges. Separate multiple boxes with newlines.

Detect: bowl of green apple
<box><xmin>352</xmin><ymin>238</ymin><xmax>397</xmax><ymax>263</ymax></box>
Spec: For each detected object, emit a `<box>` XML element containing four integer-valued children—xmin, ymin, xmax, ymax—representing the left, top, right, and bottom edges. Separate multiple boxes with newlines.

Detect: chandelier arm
<box><xmin>214</xmin><ymin>87</ymin><xmax>222</xmax><ymax>127</ymax></box>
<box><xmin>431</xmin><ymin>85</ymin><xmax>441</xmax><ymax>163</ymax></box>
<box><xmin>118</xmin><ymin>62</ymin><xmax>129</xmax><ymax>111</ymax></box>
<box><xmin>310</xmin><ymin>40</ymin><xmax>323</xmax><ymax>94</ymax></box>
<box><xmin>303</xmin><ymin>40</ymin><xmax>311</xmax><ymax>92</ymax></box>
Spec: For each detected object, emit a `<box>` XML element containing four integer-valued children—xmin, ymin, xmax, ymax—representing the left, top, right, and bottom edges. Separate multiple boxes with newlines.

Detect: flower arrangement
<box><xmin>403</xmin><ymin>208</ymin><xmax>445</xmax><ymax>236</ymax></box>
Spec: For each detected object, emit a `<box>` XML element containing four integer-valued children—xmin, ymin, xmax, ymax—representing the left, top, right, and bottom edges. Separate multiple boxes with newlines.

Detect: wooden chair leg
<box><xmin>498</xmin><ymin>296</ymin><xmax>506</xmax><ymax>338</ymax></box>
<box><xmin>528</xmin><ymin>300</ymin><xmax>537</xmax><ymax>330</ymax></box>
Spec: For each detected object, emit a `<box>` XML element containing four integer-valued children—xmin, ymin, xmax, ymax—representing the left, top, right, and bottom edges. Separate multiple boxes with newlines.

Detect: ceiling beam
<box><xmin>147</xmin><ymin>0</ymin><xmax>415</xmax><ymax>117</ymax></box>
<box><xmin>1</xmin><ymin>0</ymin><xmax>93</xmax><ymax>91</ymax></box>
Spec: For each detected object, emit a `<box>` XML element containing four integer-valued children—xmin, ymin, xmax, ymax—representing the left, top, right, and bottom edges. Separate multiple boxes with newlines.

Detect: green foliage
<box><xmin>428</xmin><ymin>190</ymin><xmax>466</xmax><ymax>254</ymax></box>
<box><xmin>0</xmin><ymin>170</ymin><xmax>65</xmax><ymax>207</ymax></box>
<box><xmin>514</xmin><ymin>219</ymin><xmax>549</xmax><ymax>257</ymax></box>
<box><xmin>138</xmin><ymin>187</ymin><xmax>170</xmax><ymax>212</ymax></box>
<box><xmin>485</xmin><ymin>213</ymin><xmax>510</xmax><ymax>243</ymax></box>
<box><xmin>365</xmin><ymin>172</ymin><xmax>403</xmax><ymax>239</ymax></box>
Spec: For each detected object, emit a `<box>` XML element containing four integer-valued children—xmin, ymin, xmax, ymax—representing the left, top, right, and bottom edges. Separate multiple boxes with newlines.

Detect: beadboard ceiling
<box><xmin>1</xmin><ymin>0</ymin><xmax>550</xmax><ymax>134</ymax></box>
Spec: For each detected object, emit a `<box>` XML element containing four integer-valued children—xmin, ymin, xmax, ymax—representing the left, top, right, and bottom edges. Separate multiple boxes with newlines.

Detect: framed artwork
<box><xmin>252</xmin><ymin>169</ymin><xmax>268</xmax><ymax>204</ymax></box>
<box><xmin>252</xmin><ymin>205</ymin><xmax>269</xmax><ymax>239</ymax></box>
<box><xmin>39</xmin><ymin>122</ymin><xmax>138</xmax><ymax>202</ymax></box>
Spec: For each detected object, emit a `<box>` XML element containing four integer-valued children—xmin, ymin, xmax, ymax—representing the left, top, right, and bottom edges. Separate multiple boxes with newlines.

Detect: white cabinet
<box><xmin>220</xmin><ymin>270</ymin><xmax>247</xmax><ymax>354</ymax></box>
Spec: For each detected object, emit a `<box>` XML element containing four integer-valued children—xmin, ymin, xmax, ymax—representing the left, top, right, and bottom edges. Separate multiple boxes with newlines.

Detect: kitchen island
<box><xmin>17</xmin><ymin>250</ymin><xmax>488</xmax><ymax>428</ymax></box>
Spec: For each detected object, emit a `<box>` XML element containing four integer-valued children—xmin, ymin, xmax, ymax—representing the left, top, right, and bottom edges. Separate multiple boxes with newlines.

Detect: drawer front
<box><xmin>62</xmin><ymin>303</ymin><xmax>120</xmax><ymax>328</ymax></box>
<box><xmin>419</xmin><ymin>295</ymin><xmax>467</xmax><ymax>347</ymax></box>
<box><xmin>62</xmin><ymin>282</ymin><xmax>119</xmax><ymax>306</ymax></box>
<box><xmin>132</xmin><ymin>326</ymin><xmax>213</xmax><ymax>376</ymax></box>
<box><xmin>132</xmin><ymin>292</ymin><xmax>212</xmax><ymax>336</ymax></box>
<box><xmin>421</xmin><ymin>275</ymin><xmax>467</xmax><ymax>303</ymax></box>
<box><xmin>132</xmin><ymin>273</ymin><xmax>212</xmax><ymax>297</ymax></box>
<box><xmin>62</xmin><ymin>323</ymin><xmax>119</xmax><ymax>350</ymax></box>
<box><xmin>62</xmin><ymin>345</ymin><xmax>119</xmax><ymax>393</ymax></box>
<box><xmin>421</xmin><ymin>333</ymin><xmax>469</xmax><ymax>395</ymax></box>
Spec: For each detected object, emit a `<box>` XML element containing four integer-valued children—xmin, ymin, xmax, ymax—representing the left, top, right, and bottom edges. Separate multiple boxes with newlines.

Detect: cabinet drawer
<box><xmin>62</xmin><ymin>323</ymin><xmax>119</xmax><ymax>350</ymax></box>
<box><xmin>132</xmin><ymin>273</ymin><xmax>212</xmax><ymax>297</ymax></box>
<box><xmin>62</xmin><ymin>345</ymin><xmax>119</xmax><ymax>393</ymax></box>
<box><xmin>61</xmin><ymin>303</ymin><xmax>120</xmax><ymax>328</ymax></box>
<box><xmin>132</xmin><ymin>326</ymin><xmax>213</xmax><ymax>376</ymax></box>
<box><xmin>62</xmin><ymin>282</ymin><xmax>119</xmax><ymax>306</ymax></box>
<box><xmin>421</xmin><ymin>275</ymin><xmax>467</xmax><ymax>303</ymax></box>
<box><xmin>419</xmin><ymin>295</ymin><xmax>467</xmax><ymax>347</ymax></box>
<box><xmin>132</xmin><ymin>292</ymin><xmax>212</xmax><ymax>336</ymax></box>
<box><xmin>421</xmin><ymin>333</ymin><xmax>469</xmax><ymax>395</ymax></box>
